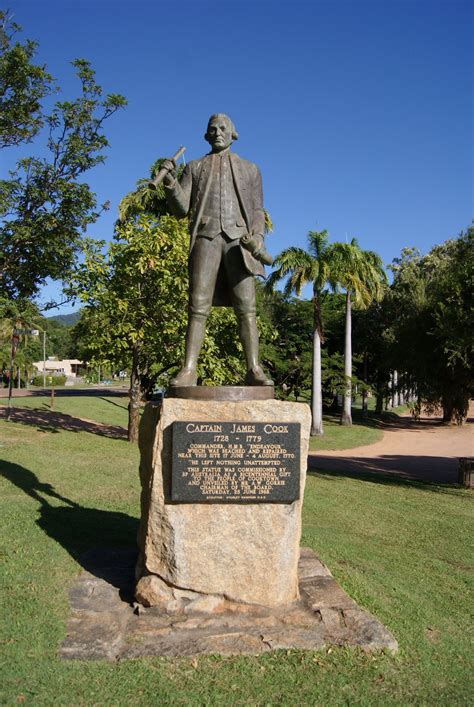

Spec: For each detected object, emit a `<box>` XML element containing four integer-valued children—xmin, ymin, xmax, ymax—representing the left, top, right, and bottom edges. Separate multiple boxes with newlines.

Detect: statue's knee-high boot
<box><xmin>238</xmin><ymin>313</ymin><xmax>273</xmax><ymax>386</ymax></box>
<box><xmin>170</xmin><ymin>314</ymin><xmax>207</xmax><ymax>386</ymax></box>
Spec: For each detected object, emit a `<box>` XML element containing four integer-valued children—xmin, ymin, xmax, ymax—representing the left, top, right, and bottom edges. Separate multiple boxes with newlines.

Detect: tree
<box><xmin>0</xmin><ymin>10</ymin><xmax>54</xmax><ymax>148</ymax></box>
<box><xmin>0</xmin><ymin>295</ymin><xmax>43</xmax><ymax>387</ymax></box>
<box><xmin>71</xmin><ymin>213</ymin><xmax>190</xmax><ymax>441</ymax></box>
<box><xmin>1</xmin><ymin>16</ymin><xmax>127</xmax><ymax>300</ymax></box>
<box><xmin>352</xmin><ymin>298</ymin><xmax>394</xmax><ymax>416</ymax></box>
<box><xmin>425</xmin><ymin>228</ymin><xmax>473</xmax><ymax>421</ymax></box>
<box><xmin>267</xmin><ymin>230</ymin><xmax>334</xmax><ymax>436</ymax></box>
<box><xmin>330</xmin><ymin>239</ymin><xmax>387</xmax><ymax>425</ymax></box>
<box><xmin>390</xmin><ymin>228</ymin><xmax>473</xmax><ymax>423</ymax></box>
<box><xmin>258</xmin><ymin>289</ymin><xmax>313</xmax><ymax>399</ymax></box>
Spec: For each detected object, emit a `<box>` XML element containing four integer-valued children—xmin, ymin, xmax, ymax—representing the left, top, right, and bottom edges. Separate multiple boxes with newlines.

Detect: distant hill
<box><xmin>47</xmin><ymin>311</ymin><xmax>82</xmax><ymax>327</ymax></box>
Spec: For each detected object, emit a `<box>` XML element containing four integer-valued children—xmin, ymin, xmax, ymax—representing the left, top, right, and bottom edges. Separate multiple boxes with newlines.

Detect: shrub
<box><xmin>32</xmin><ymin>374</ymin><xmax>67</xmax><ymax>387</ymax></box>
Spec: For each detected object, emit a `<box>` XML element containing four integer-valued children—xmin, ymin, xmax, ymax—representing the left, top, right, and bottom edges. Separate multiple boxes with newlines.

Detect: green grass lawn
<box><xmin>0</xmin><ymin>396</ymin><xmax>472</xmax><ymax>704</ymax></box>
<box><xmin>308</xmin><ymin>411</ymin><xmax>384</xmax><ymax>452</ymax></box>
<box><xmin>1</xmin><ymin>393</ymin><xmax>130</xmax><ymax>427</ymax></box>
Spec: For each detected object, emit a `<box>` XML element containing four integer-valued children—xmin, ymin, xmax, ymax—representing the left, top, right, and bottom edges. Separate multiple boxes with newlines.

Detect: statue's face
<box><xmin>206</xmin><ymin>117</ymin><xmax>234</xmax><ymax>152</ymax></box>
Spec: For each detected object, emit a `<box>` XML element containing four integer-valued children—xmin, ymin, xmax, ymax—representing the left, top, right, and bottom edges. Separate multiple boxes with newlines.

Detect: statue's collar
<box><xmin>207</xmin><ymin>147</ymin><xmax>232</xmax><ymax>158</ymax></box>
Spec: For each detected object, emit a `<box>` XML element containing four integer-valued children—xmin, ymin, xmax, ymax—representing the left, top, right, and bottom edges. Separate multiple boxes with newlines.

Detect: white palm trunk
<box><xmin>311</xmin><ymin>325</ymin><xmax>324</xmax><ymax>436</ymax></box>
<box><xmin>341</xmin><ymin>291</ymin><xmax>352</xmax><ymax>425</ymax></box>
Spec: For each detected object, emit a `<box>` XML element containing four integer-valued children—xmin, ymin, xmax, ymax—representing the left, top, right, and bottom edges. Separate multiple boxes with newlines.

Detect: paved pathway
<box><xmin>309</xmin><ymin>405</ymin><xmax>473</xmax><ymax>484</ymax></box>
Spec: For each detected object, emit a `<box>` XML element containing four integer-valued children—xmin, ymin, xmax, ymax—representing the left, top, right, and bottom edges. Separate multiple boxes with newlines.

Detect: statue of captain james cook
<box><xmin>162</xmin><ymin>113</ymin><xmax>273</xmax><ymax>387</ymax></box>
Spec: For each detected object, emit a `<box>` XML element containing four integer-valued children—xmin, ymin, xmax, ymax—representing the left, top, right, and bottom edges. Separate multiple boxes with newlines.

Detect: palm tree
<box><xmin>266</xmin><ymin>230</ymin><xmax>334</xmax><ymax>436</ymax></box>
<box><xmin>330</xmin><ymin>239</ymin><xmax>387</xmax><ymax>425</ymax></box>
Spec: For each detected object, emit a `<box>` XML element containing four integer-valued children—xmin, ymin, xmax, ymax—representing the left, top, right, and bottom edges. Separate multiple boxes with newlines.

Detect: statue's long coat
<box><xmin>165</xmin><ymin>152</ymin><xmax>267</xmax><ymax>306</ymax></box>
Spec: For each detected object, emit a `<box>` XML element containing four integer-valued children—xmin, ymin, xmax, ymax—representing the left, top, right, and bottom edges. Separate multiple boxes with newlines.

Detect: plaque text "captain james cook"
<box><xmin>171</xmin><ymin>421</ymin><xmax>301</xmax><ymax>503</ymax></box>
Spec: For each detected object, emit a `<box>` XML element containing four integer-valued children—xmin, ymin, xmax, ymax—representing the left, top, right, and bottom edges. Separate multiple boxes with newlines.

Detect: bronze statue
<box><xmin>161</xmin><ymin>113</ymin><xmax>273</xmax><ymax>387</ymax></box>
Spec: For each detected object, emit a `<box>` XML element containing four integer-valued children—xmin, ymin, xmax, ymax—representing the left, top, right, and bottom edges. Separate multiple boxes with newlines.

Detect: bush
<box><xmin>32</xmin><ymin>374</ymin><xmax>67</xmax><ymax>387</ymax></box>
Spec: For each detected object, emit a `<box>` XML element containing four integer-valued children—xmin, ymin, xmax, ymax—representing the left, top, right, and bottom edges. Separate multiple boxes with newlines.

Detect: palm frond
<box><xmin>329</xmin><ymin>239</ymin><xmax>387</xmax><ymax>307</ymax></box>
<box><xmin>307</xmin><ymin>229</ymin><xmax>329</xmax><ymax>259</ymax></box>
<box><xmin>267</xmin><ymin>247</ymin><xmax>316</xmax><ymax>296</ymax></box>
<box><xmin>264</xmin><ymin>209</ymin><xmax>274</xmax><ymax>234</ymax></box>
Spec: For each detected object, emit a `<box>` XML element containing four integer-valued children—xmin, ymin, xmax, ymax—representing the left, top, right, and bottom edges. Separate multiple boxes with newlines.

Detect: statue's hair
<box><xmin>205</xmin><ymin>113</ymin><xmax>239</xmax><ymax>142</ymax></box>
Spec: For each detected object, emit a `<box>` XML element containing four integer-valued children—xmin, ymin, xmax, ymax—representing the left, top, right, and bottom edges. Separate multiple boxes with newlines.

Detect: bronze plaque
<box><xmin>171</xmin><ymin>421</ymin><xmax>300</xmax><ymax>503</ymax></box>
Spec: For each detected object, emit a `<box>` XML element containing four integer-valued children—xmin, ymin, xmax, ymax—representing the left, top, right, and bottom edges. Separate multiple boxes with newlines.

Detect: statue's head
<box><xmin>205</xmin><ymin>113</ymin><xmax>238</xmax><ymax>152</ymax></box>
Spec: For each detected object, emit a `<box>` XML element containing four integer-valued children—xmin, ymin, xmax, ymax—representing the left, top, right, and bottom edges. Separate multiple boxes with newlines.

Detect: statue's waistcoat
<box><xmin>197</xmin><ymin>153</ymin><xmax>246</xmax><ymax>240</ymax></box>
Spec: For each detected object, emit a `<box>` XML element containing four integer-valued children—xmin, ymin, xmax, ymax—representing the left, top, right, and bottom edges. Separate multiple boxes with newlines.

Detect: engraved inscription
<box><xmin>171</xmin><ymin>421</ymin><xmax>300</xmax><ymax>503</ymax></box>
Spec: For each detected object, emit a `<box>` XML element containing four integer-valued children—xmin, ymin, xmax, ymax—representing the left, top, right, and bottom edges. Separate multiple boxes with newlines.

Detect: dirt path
<box><xmin>309</xmin><ymin>405</ymin><xmax>473</xmax><ymax>484</ymax></box>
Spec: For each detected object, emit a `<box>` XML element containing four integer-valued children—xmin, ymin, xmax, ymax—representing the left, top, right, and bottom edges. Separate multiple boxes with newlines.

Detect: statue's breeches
<box><xmin>189</xmin><ymin>234</ymin><xmax>256</xmax><ymax>318</ymax></box>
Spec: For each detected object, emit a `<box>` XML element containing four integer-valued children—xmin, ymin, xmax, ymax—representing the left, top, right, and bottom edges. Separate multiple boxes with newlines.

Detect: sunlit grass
<box><xmin>0</xmin><ymin>396</ymin><xmax>472</xmax><ymax>704</ymax></box>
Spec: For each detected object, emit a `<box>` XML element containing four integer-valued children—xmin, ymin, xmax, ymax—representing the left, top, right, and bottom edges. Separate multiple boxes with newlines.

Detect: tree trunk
<box><xmin>361</xmin><ymin>354</ymin><xmax>368</xmax><ymax>418</ymax></box>
<box><xmin>128</xmin><ymin>347</ymin><xmax>142</xmax><ymax>443</ymax></box>
<box><xmin>442</xmin><ymin>406</ymin><xmax>454</xmax><ymax>424</ymax></box>
<box><xmin>375</xmin><ymin>389</ymin><xmax>384</xmax><ymax>415</ymax></box>
<box><xmin>311</xmin><ymin>325</ymin><xmax>324</xmax><ymax>436</ymax></box>
<box><xmin>340</xmin><ymin>291</ymin><xmax>352</xmax><ymax>426</ymax></box>
<box><xmin>392</xmin><ymin>369</ymin><xmax>399</xmax><ymax>407</ymax></box>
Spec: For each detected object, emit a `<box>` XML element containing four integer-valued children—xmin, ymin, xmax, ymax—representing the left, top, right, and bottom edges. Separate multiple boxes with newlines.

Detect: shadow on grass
<box><xmin>308</xmin><ymin>454</ymin><xmax>464</xmax><ymax>494</ymax></box>
<box><xmin>0</xmin><ymin>406</ymin><xmax>127</xmax><ymax>440</ymax></box>
<box><xmin>324</xmin><ymin>406</ymin><xmax>474</xmax><ymax>431</ymax></box>
<box><xmin>99</xmin><ymin>396</ymin><xmax>129</xmax><ymax>411</ymax></box>
<box><xmin>1</xmin><ymin>461</ymin><xmax>138</xmax><ymax>593</ymax></box>
<box><xmin>322</xmin><ymin>409</ymin><xmax>432</xmax><ymax>432</ymax></box>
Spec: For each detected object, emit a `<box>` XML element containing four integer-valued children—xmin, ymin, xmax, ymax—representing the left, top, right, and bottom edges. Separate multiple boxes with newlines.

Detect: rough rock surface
<box><xmin>136</xmin><ymin>399</ymin><xmax>312</xmax><ymax>606</ymax></box>
<box><xmin>60</xmin><ymin>546</ymin><xmax>398</xmax><ymax>660</ymax></box>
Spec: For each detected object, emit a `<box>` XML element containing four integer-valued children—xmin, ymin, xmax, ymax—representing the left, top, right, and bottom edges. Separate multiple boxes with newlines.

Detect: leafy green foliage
<box><xmin>329</xmin><ymin>238</ymin><xmax>388</xmax><ymax>424</ymax></box>
<box><xmin>267</xmin><ymin>230</ymin><xmax>334</xmax><ymax>336</ymax></box>
<box><xmin>0</xmin><ymin>295</ymin><xmax>82</xmax><ymax>389</ymax></box>
<box><xmin>0</xmin><ymin>295</ymin><xmax>43</xmax><ymax>384</ymax></box>
<box><xmin>267</xmin><ymin>230</ymin><xmax>336</xmax><ymax>434</ymax></box>
<box><xmin>330</xmin><ymin>238</ymin><xmax>387</xmax><ymax>308</ymax></box>
<box><xmin>71</xmin><ymin>213</ymin><xmax>189</xmax><ymax>386</ymax></box>
<box><xmin>259</xmin><ymin>289</ymin><xmax>313</xmax><ymax>397</ymax></box>
<box><xmin>198</xmin><ymin>307</ymin><xmax>246</xmax><ymax>385</ymax></box>
<box><xmin>352</xmin><ymin>299</ymin><xmax>394</xmax><ymax>411</ymax></box>
<box><xmin>389</xmin><ymin>227</ymin><xmax>474</xmax><ymax>422</ymax></box>
<box><xmin>32</xmin><ymin>374</ymin><xmax>66</xmax><ymax>387</ymax></box>
<box><xmin>0</xmin><ymin>11</ymin><xmax>55</xmax><ymax>148</ymax></box>
<box><xmin>0</xmin><ymin>37</ymin><xmax>126</xmax><ymax>299</ymax></box>
<box><xmin>117</xmin><ymin>158</ymin><xmax>186</xmax><ymax>226</ymax></box>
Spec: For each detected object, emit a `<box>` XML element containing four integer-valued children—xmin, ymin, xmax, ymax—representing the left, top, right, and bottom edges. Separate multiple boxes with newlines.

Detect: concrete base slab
<box><xmin>60</xmin><ymin>546</ymin><xmax>398</xmax><ymax>660</ymax></box>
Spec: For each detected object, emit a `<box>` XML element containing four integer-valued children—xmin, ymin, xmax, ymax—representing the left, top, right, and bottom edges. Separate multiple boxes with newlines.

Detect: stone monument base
<box><xmin>60</xmin><ymin>546</ymin><xmax>398</xmax><ymax>659</ymax></box>
<box><xmin>136</xmin><ymin>397</ymin><xmax>311</xmax><ymax>606</ymax></box>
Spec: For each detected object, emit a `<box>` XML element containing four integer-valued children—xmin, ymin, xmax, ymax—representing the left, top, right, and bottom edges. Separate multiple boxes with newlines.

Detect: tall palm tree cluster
<box><xmin>267</xmin><ymin>230</ymin><xmax>387</xmax><ymax>436</ymax></box>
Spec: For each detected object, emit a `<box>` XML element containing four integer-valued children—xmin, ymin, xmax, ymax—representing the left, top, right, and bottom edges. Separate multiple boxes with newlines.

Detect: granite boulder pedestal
<box><xmin>135</xmin><ymin>391</ymin><xmax>311</xmax><ymax>609</ymax></box>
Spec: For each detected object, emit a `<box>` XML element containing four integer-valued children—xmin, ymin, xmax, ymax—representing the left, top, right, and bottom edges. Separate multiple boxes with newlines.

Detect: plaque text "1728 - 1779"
<box><xmin>171</xmin><ymin>421</ymin><xmax>301</xmax><ymax>504</ymax></box>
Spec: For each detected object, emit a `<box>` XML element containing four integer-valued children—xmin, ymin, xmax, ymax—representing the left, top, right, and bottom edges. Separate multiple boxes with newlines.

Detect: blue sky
<box><xmin>4</xmin><ymin>0</ymin><xmax>473</xmax><ymax>312</ymax></box>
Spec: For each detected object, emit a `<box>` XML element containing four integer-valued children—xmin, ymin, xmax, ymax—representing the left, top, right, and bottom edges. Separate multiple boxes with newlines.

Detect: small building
<box><xmin>32</xmin><ymin>358</ymin><xmax>83</xmax><ymax>378</ymax></box>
